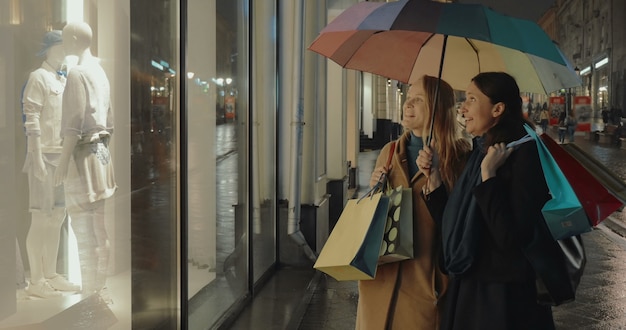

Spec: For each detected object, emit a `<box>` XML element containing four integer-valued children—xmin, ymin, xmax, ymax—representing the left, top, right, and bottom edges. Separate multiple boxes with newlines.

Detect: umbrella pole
<box><xmin>426</xmin><ymin>34</ymin><xmax>449</xmax><ymax>146</ymax></box>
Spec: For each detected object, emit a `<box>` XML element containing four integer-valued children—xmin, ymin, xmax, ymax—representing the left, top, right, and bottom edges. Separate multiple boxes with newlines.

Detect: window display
<box><xmin>1</xmin><ymin>0</ymin><xmax>271</xmax><ymax>328</ymax></box>
<box><xmin>1</xmin><ymin>2</ymin><xmax>132</xmax><ymax>327</ymax></box>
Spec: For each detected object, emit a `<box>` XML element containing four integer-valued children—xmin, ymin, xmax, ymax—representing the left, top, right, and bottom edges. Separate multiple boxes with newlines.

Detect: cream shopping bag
<box><xmin>314</xmin><ymin>192</ymin><xmax>389</xmax><ymax>281</ymax></box>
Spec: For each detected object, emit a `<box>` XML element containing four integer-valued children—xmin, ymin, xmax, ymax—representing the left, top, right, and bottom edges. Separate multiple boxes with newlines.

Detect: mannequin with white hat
<box><xmin>54</xmin><ymin>21</ymin><xmax>116</xmax><ymax>296</ymax></box>
<box><xmin>22</xmin><ymin>30</ymin><xmax>80</xmax><ymax>298</ymax></box>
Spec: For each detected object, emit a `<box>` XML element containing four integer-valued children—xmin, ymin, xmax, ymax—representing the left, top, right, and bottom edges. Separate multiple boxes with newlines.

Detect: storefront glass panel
<box><xmin>251</xmin><ymin>1</ymin><xmax>277</xmax><ymax>284</ymax></box>
<box><xmin>130</xmin><ymin>1</ymin><xmax>179</xmax><ymax>328</ymax></box>
<box><xmin>1</xmin><ymin>0</ymin><xmax>265</xmax><ymax>328</ymax></box>
<box><xmin>595</xmin><ymin>69</ymin><xmax>609</xmax><ymax>115</ymax></box>
<box><xmin>187</xmin><ymin>0</ymin><xmax>251</xmax><ymax>327</ymax></box>
<box><xmin>2</xmin><ymin>1</ymin><xmax>180</xmax><ymax>329</ymax></box>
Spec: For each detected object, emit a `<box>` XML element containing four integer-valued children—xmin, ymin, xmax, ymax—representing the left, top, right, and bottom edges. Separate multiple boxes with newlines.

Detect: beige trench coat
<box><xmin>356</xmin><ymin>132</ymin><xmax>448</xmax><ymax>330</ymax></box>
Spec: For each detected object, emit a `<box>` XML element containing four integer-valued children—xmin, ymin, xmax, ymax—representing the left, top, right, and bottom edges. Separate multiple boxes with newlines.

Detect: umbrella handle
<box><xmin>426</xmin><ymin>34</ymin><xmax>449</xmax><ymax>146</ymax></box>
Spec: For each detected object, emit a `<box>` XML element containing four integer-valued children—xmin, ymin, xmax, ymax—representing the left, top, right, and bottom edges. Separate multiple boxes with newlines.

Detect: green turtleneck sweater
<box><xmin>406</xmin><ymin>132</ymin><xmax>423</xmax><ymax>179</ymax></box>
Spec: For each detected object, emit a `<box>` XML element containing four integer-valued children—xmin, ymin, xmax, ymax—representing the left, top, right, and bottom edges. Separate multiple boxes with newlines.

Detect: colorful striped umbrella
<box><xmin>308</xmin><ymin>0</ymin><xmax>581</xmax><ymax>95</ymax></box>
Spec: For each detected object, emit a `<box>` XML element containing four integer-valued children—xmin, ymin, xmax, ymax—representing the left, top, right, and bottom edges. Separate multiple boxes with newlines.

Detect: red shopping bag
<box><xmin>540</xmin><ymin>134</ymin><xmax>623</xmax><ymax>226</ymax></box>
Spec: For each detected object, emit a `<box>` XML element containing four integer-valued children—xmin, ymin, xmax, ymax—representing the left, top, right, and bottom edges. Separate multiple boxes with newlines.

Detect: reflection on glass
<box><xmin>129</xmin><ymin>0</ymin><xmax>179</xmax><ymax>328</ymax></box>
<box><xmin>251</xmin><ymin>1</ymin><xmax>277</xmax><ymax>284</ymax></box>
<box><xmin>187</xmin><ymin>0</ymin><xmax>251</xmax><ymax>328</ymax></box>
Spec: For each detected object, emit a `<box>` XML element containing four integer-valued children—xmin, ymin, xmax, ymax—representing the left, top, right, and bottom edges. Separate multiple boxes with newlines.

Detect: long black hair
<box><xmin>471</xmin><ymin>72</ymin><xmax>534</xmax><ymax>147</ymax></box>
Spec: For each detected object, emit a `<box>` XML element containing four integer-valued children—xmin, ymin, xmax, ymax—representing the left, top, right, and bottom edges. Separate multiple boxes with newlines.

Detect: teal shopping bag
<box><xmin>378</xmin><ymin>186</ymin><xmax>413</xmax><ymax>264</ymax></box>
<box><xmin>524</xmin><ymin>125</ymin><xmax>592</xmax><ymax>240</ymax></box>
<box><xmin>314</xmin><ymin>192</ymin><xmax>389</xmax><ymax>280</ymax></box>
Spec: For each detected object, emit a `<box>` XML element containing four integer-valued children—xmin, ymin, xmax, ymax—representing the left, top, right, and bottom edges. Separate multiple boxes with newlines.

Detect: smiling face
<box><xmin>460</xmin><ymin>81</ymin><xmax>503</xmax><ymax>136</ymax></box>
<box><xmin>401</xmin><ymin>81</ymin><xmax>429</xmax><ymax>137</ymax></box>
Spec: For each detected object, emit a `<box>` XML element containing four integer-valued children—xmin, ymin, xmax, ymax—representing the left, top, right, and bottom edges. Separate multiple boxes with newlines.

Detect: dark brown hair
<box><xmin>471</xmin><ymin>72</ymin><xmax>534</xmax><ymax>147</ymax></box>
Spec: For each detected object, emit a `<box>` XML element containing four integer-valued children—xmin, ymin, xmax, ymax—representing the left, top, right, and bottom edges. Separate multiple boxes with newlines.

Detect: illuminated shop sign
<box><xmin>594</xmin><ymin>57</ymin><xmax>608</xmax><ymax>69</ymax></box>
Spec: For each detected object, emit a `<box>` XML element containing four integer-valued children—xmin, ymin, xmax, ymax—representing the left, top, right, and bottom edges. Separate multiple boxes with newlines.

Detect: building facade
<box><xmin>548</xmin><ymin>0</ymin><xmax>626</xmax><ymax>119</ymax></box>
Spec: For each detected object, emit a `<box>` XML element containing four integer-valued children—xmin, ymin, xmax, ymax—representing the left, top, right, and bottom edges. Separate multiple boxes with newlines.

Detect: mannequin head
<box><xmin>37</xmin><ymin>30</ymin><xmax>62</xmax><ymax>57</ymax></box>
<box><xmin>46</xmin><ymin>44</ymin><xmax>66</xmax><ymax>69</ymax></box>
<box><xmin>62</xmin><ymin>22</ymin><xmax>93</xmax><ymax>56</ymax></box>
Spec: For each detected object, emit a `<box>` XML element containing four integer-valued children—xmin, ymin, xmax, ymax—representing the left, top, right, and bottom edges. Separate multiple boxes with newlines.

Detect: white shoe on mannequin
<box><xmin>26</xmin><ymin>280</ymin><xmax>61</xmax><ymax>298</ymax></box>
<box><xmin>47</xmin><ymin>274</ymin><xmax>80</xmax><ymax>291</ymax></box>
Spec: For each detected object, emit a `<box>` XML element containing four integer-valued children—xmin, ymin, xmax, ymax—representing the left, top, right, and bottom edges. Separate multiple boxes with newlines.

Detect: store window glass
<box><xmin>251</xmin><ymin>1</ymin><xmax>277</xmax><ymax>284</ymax></box>
<box><xmin>130</xmin><ymin>0</ymin><xmax>179</xmax><ymax>328</ymax></box>
<box><xmin>2</xmin><ymin>1</ymin><xmax>180</xmax><ymax>329</ymax></box>
<box><xmin>187</xmin><ymin>0</ymin><xmax>252</xmax><ymax>328</ymax></box>
<box><xmin>596</xmin><ymin>71</ymin><xmax>609</xmax><ymax>114</ymax></box>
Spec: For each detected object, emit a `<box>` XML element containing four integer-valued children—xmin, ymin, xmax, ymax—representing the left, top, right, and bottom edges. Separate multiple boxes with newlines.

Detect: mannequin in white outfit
<box><xmin>23</xmin><ymin>30</ymin><xmax>80</xmax><ymax>298</ymax></box>
<box><xmin>54</xmin><ymin>22</ymin><xmax>116</xmax><ymax>296</ymax></box>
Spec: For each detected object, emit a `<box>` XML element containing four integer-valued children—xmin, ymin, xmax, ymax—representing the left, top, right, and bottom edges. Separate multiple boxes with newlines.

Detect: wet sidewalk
<box><xmin>231</xmin><ymin>128</ymin><xmax>626</xmax><ymax>329</ymax></box>
<box><xmin>297</xmin><ymin>224</ymin><xmax>626</xmax><ymax>329</ymax></box>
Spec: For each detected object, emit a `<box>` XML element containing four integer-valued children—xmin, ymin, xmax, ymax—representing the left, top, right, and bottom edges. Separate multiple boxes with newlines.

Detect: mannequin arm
<box><xmin>26</xmin><ymin>136</ymin><xmax>47</xmax><ymax>181</ymax></box>
<box><xmin>54</xmin><ymin>135</ymin><xmax>79</xmax><ymax>186</ymax></box>
<box><xmin>22</xmin><ymin>99</ymin><xmax>47</xmax><ymax>181</ymax></box>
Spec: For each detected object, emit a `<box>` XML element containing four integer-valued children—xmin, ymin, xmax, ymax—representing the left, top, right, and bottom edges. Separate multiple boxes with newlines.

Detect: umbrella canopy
<box><xmin>308</xmin><ymin>0</ymin><xmax>581</xmax><ymax>95</ymax></box>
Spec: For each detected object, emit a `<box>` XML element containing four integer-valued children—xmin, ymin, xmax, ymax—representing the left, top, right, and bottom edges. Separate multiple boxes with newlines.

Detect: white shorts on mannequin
<box><xmin>65</xmin><ymin>140</ymin><xmax>116</xmax><ymax>211</ymax></box>
<box><xmin>25</xmin><ymin>161</ymin><xmax>65</xmax><ymax>213</ymax></box>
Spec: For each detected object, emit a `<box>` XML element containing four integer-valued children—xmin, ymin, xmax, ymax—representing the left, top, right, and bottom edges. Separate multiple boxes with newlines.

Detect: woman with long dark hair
<box><xmin>418</xmin><ymin>72</ymin><xmax>566</xmax><ymax>330</ymax></box>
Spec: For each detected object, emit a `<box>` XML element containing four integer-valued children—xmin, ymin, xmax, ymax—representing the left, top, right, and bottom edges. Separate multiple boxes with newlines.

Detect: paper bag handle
<box><xmin>358</xmin><ymin>141</ymin><xmax>396</xmax><ymax>203</ymax></box>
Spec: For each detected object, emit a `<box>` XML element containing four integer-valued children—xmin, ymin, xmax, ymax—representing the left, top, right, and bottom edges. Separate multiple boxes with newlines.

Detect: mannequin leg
<box><xmin>41</xmin><ymin>208</ymin><xmax>66</xmax><ymax>278</ymax></box>
<box><xmin>16</xmin><ymin>238</ymin><xmax>27</xmax><ymax>290</ymax></box>
<box><xmin>70</xmin><ymin>199</ymin><xmax>108</xmax><ymax>295</ymax></box>
<box><xmin>42</xmin><ymin>208</ymin><xmax>81</xmax><ymax>291</ymax></box>
<box><xmin>70</xmin><ymin>207</ymin><xmax>97</xmax><ymax>294</ymax></box>
<box><xmin>26</xmin><ymin>213</ymin><xmax>48</xmax><ymax>285</ymax></box>
<box><xmin>25</xmin><ymin>212</ymin><xmax>61</xmax><ymax>298</ymax></box>
<box><xmin>93</xmin><ymin>201</ymin><xmax>109</xmax><ymax>292</ymax></box>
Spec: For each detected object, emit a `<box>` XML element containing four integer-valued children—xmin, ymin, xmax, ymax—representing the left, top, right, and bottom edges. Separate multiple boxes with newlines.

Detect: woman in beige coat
<box><xmin>356</xmin><ymin>76</ymin><xmax>470</xmax><ymax>329</ymax></box>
